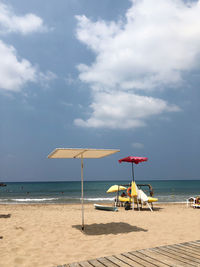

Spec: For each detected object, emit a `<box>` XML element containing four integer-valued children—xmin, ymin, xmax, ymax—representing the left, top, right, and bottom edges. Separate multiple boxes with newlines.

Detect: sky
<box><xmin>0</xmin><ymin>0</ymin><xmax>200</xmax><ymax>182</ymax></box>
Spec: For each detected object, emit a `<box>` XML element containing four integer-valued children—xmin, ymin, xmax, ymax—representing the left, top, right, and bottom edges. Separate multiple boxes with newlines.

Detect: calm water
<box><xmin>0</xmin><ymin>180</ymin><xmax>200</xmax><ymax>204</ymax></box>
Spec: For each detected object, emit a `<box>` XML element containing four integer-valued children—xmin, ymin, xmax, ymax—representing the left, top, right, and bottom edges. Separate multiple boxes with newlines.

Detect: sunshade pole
<box><xmin>81</xmin><ymin>155</ymin><xmax>84</xmax><ymax>230</ymax></box>
<box><xmin>132</xmin><ymin>162</ymin><xmax>134</xmax><ymax>181</ymax></box>
<box><xmin>116</xmin><ymin>186</ymin><xmax>119</xmax><ymax>207</ymax></box>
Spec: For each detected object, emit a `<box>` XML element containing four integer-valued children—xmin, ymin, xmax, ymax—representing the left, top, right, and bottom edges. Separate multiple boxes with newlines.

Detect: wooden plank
<box><xmin>189</xmin><ymin>241</ymin><xmax>200</xmax><ymax>247</ymax></box>
<box><xmin>61</xmin><ymin>241</ymin><xmax>200</xmax><ymax>267</ymax></box>
<box><xmin>180</xmin><ymin>242</ymin><xmax>200</xmax><ymax>251</ymax></box>
<box><xmin>172</xmin><ymin>244</ymin><xmax>200</xmax><ymax>258</ymax></box>
<box><xmin>68</xmin><ymin>263</ymin><xmax>82</xmax><ymax>267</ymax></box>
<box><xmin>97</xmin><ymin>257</ymin><xmax>119</xmax><ymax>267</ymax></box>
<box><xmin>192</xmin><ymin>240</ymin><xmax>200</xmax><ymax>245</ymax></box>
<box><xmin>183</xmin><ymin>241</ymin><xmax>200</xmax><ymax>248</ymax></box>
<box><xmin>151</xmin><ymin>247</ymin><xmax>194</xmax><ymax>267</ymax></box>
<box><xmin>115</xmin><ymin>253</ymin><xmax>144</xmax><ymax>266</ymax></box>
<box><xmin>144</xmin><ymin>248</ymin><xmax>189</xmax><ymax>267</ymax></box>
<box><xmin>153</xmin><ymin>247</ymin><xmax>197</xmax><ymax>266</ymax></box>
<box><xmin>105</xmin><ymin>255</ymin><xmax>131</xmax><ymax>267</ymax></box>
<box><xmin>123</xmin><ymin>251</ymin><xmax>161</xmax><ymax>267</ymax></box>
<box><xmin>88</xmin><ymin>259</ymin><xmax>105</xmax><ymax>267</ymax></box>
<box><xmin>79</xmin><ymin>261</ymin><xmax>93</xmax><ymax>267</ymax></box>
<box><xmin>161</xmin><ymin>245</ymin><xmax>200</xmax><ymax>264</ymax></box>
<box><xmin>176</xmin><ymin>243</ymin><xmax>200</xmax><ymax>254</ymax></box>
<box><xmin>128</xmin><ymin>251</ymin><xmax>170</xmax><ymax>267</ymax></box>
<box><xmin>138</xmin><ymin>249</ymin><xmax>177</xmax><ymax>267</ymax></box>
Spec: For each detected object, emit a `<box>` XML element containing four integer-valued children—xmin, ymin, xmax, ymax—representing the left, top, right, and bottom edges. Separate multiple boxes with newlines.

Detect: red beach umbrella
<box><xmin>118</xmin><ymin>156</ymin><xmax>148</xmax><ymax>181</ymax></box>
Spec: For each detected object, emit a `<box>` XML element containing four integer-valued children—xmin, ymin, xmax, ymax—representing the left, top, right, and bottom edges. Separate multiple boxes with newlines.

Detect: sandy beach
<box><xmin>0</xmin><ymin>202</ymin><xmax>200</xmax><ymax>267</ymax></box>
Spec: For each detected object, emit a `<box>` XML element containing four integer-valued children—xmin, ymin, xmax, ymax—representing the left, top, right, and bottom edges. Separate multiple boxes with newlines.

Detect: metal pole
<box><xmin>81</xmin><ymin>155</ymin><xmax>84</xmax><ymax>230</ymax></box>
<box><xmin>132</xmin><ymin>162</ymin><xmax>134</xmax><ymax>181</ymax></box>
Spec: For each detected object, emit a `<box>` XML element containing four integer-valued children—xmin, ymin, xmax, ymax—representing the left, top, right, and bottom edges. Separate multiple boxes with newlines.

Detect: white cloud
<box><xmin>74</xmin><ymin>91</ymin><xmax>180</xmax><ymax>129</ymax></box>
<box><xmin>0</xmin><ymin>40</ymin><xmax>36</xmax><ymax>91</ymax></box>
<box><xmin>0</xmin><ymin>3</ymin><xmax>55</xmax><ymax>92</ymax></box>
<box><xmin>0</xmin><ymin>2</ymin><xmax>47</xmax><ymax>34</ymax></box>
<box><xmin>76</xmin><ymin>0</ymin><xmax>200</xmax><ymax>91</ymax></box>
<box><xmin>0</xmin><ymin>40</ymin><xmax>57</xmax><ymax>92</ymax></box>
<box><xmin>74</xmin><ymin>0</ymin><xmax>200</xmax><ymax>129</ymax></box>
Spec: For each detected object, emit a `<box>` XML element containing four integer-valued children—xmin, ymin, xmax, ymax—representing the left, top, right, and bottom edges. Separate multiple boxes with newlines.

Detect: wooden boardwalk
<box><xmin>58</xmin><ymin>240</ymin><xmax>200</xmax><ymax>267</ymax></box>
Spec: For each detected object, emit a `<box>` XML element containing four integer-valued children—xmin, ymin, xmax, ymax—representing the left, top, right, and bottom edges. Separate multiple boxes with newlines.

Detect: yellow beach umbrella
<box><xmin>131</xmin><ymin>181</ymin><xmax>138</xmax><ymax>197</ymax></box>
<box><xmin>131</xmin><ymin>181</ymin><xmax>138</xmax><ymax>210</ymax></box>
<box><xmin>106</xmin><ymin>185</ymin><xmax>127</xmax><ymax>193</ymax></box>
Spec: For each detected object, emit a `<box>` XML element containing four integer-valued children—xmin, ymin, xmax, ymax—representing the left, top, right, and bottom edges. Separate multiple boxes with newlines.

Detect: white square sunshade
<box><xmin>48</xmin><ymin>148</ymin><xmax>120</xmax><ymax>159</ymax></box>
<box><xmin>48</xmin><ymin>148</ymin><xmax>120</xmax><ymax>230</ymax></box>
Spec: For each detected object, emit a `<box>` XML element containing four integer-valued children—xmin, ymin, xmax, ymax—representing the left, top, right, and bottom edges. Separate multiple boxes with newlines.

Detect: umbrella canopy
<box><xmin>118</xmin><ymin>156</ymin><xmax>148</xmax><ymax>181</ymax></box>
<box><xmin>118</xmin><ymin>156</ymin><xmax>148</xmax><ymax>164</ymax></box>
<box><xmin>48</xmin><ymin>148</ymin><xmax>120</xmax><ymax>230</ymax></box>
<box><xmin>49</xmin><ymin>148</ymin><xmax>119</xmax><ymax>159</ymax></box>
<box><xmin>106</xmin><ymin>185</ymin><xmax>127</xmax><ymax>193</ymax></box>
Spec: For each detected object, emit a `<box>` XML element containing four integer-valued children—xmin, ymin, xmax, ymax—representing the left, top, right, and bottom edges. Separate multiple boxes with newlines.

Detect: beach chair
<box><xmin>186</xmin><ymin>197</ymin><xmax>196</xmax><ymax>207</ymax></box>
<box><xmin>187</xmin><ymin>196</ymin><xmax>200</xmax><ymax>207</ymax></box>
<box><xmin>193</xmin><ymin>197</ymin><xmax>200</xmax><ymax>208</ymax></box>
<box><xmin>137</xmin><ymin>189</ymin><xmax>153</xmax><ymax>212</ymax></box>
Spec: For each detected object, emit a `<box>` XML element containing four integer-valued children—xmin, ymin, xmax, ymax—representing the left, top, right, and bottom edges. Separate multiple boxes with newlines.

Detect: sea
<box><xmin>0</xmin><ymin>180</ymin><xmax>200</xmax><ymax>204</ymax></box>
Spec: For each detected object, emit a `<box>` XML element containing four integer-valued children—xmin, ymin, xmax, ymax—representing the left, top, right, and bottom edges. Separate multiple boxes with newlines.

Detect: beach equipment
<box><xmin>186</xmin><ymin>197</ymin><xmax>196</xmax><ymax>207</ymax></box>
<box><xmin>187</xmin><ymin>196</ymin><xmax>200</xmax><ymax>208</ymax></box>
<box><xmin>94</xmin><ymin>204</ymin><xmax>118</xmax><ymax>211</ymax></box>
<box><xmin>118</xmin><ymin>195</ymin><xmax>158</xmax><ymax>204</ymax></box>
<box><xmin>106</xmin><ymin>185</ymin><xmax>127</xmax><ymax>193</ymax></box>
<box><xmin>119</xmin><ymin>156</ymin><xmax>148</xmax><ymax>210</ymax></box>
<box><xmin>131</xmin><ymin>180</ymin><xmax>139</xmax><ymax>210</ymax></box>
<box><xmin>119</xmin><ymin>189</ymin><xmax>157</xmax><ymax>211</ymax></box>
<box><xmin>107</xmin><ymin>184</ymin><xmax>127</xmax><ymax>207</ymax></box>
<box><xmin>118</xmin><ymin>156</ymin><xmax>148</xmax><ymax>181</ymax></box>
<box><xmin>137</xmin><ymin>189</ymin><xmax>153</xmax><ymax>211</ymax></box>
<box><xmin>193</xmin><ymin>204</ymin><xmax>200</xmax><ymax>208</ymax></box>
<box><xmin>48</xmin><ymin>148</ymin><xmax>120</xmax><ymax>230</ymax></box>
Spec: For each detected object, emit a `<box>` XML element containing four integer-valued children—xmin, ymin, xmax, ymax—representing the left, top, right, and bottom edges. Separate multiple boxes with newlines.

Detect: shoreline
<box><xmin>0</xmin><ymin>199</ymin><xmax>191</xmax><ymax>205</ymax></box>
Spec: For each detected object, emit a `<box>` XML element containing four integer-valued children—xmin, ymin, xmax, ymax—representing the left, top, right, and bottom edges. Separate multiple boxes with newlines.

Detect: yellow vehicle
<box><xmin>118</xmin><ymin>195</ymin><xmax>158</xmax><ymax>204</ymax></box>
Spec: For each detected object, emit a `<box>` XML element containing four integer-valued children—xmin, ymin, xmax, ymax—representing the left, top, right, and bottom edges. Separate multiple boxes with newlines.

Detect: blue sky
<box><xmin>0</xmin><ymin>0</ymin><xmax>200</xmax><ymax>182</ymax></box>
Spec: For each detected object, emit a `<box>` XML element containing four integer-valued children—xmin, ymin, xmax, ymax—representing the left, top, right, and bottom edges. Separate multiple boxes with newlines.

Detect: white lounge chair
<box><xmin>186</xmin><ymin>197</ymin><xmax>196</xmax><ymax>207</ymax></box>
<box><xmin>137</xmin><ymin>189</ymin><xmax>153</xmax><ymax>212</ymax></box>
<box><xmin>187</xmin><ymin>196</ymin><xmax>200</xmax><ymax>207</ymax></box>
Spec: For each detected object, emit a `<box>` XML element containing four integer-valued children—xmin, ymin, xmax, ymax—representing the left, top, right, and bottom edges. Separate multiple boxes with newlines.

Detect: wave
<box><xmin>0</xmin><ymin>197</ymin><xmax>59</xmax><ymax>203</ymax></box>
<box><xmin>85</xmin><ymin>197</ymin><xmax>115</xmax><ymax>202</ymax></box>
<box><xmin>11</xmin><ymin>198</ymin><xmax>59</xmax><ymax>202</ymax></box>
<box><xmin>0</xmin><ymin>196</ymin><xmax>115</xmax><ymax>204</ymax></box>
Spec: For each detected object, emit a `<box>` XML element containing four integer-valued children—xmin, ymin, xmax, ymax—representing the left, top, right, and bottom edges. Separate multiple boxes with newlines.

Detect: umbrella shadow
<box><xmin>137</xmin><ymin>207</ymin><xmax>163</xmax><ymax>211</ymax></box>
<box><xmin>0</xmin><ymin>214</ymin><xmax>11</xmax><ymax>218</ymax></box>
<box><xmin>151</xmin><ymin>207</ymin><xmax>163</xmax><ymax>211</ymax></box>
<box><xmin>72</xmin><ymin>222</ymin><xmax>148</xmax><ymax>235</ymax></box>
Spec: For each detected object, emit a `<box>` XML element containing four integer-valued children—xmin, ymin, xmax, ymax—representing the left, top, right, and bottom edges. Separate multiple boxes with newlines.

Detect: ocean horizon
<box><xmin>0</xmin><ymin>179</ymin><xmax>199</xmax><ymax>204</ymax></box>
